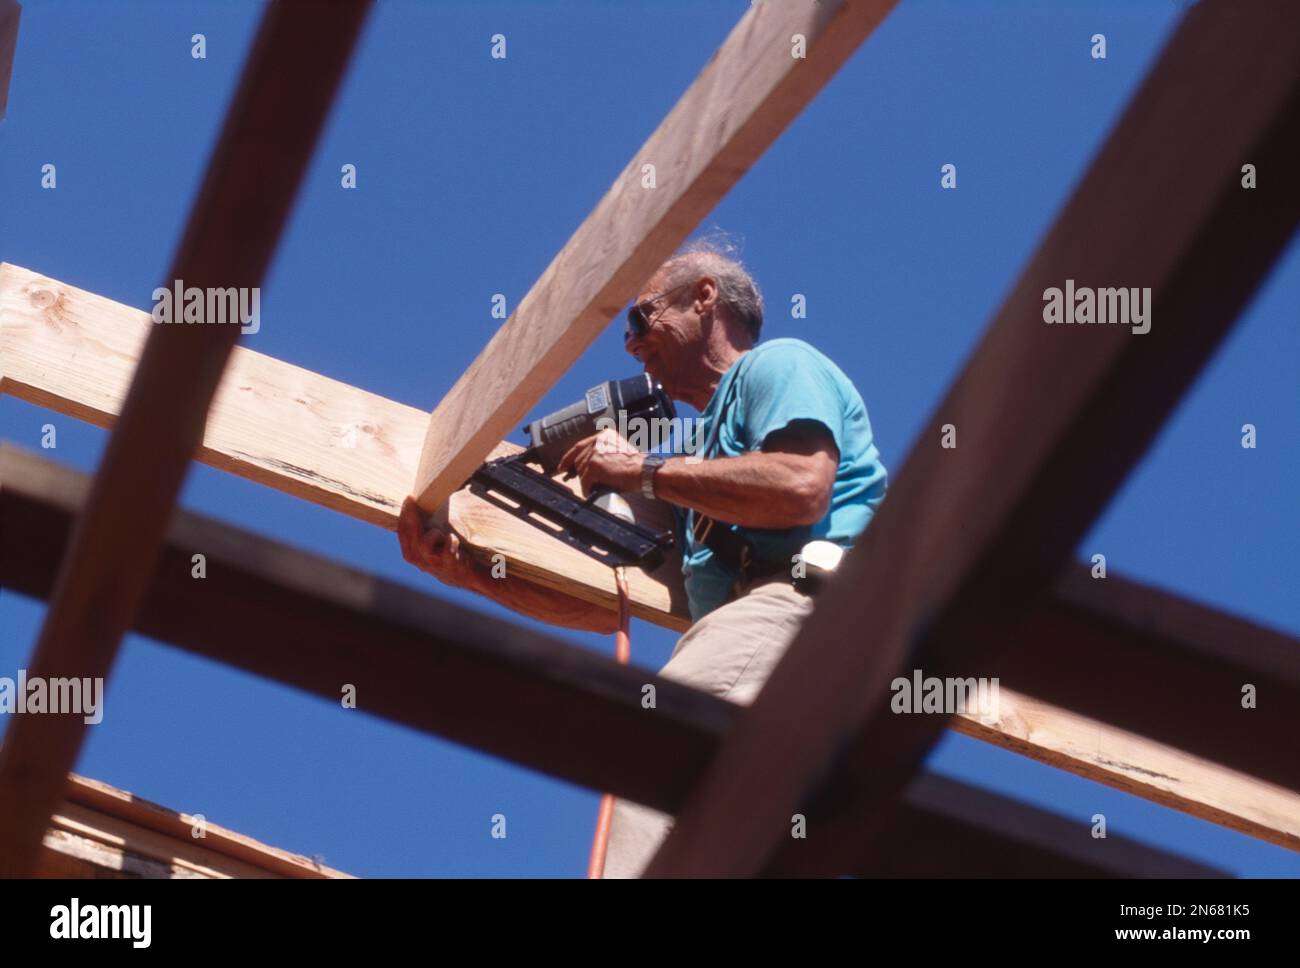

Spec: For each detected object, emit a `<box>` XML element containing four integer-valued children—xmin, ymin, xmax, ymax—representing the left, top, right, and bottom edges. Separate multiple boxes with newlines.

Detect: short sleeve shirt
<box><xmin>672</xmin><ymin>338</ymin><xmax>888</xmax><ymax>620</ymax></box>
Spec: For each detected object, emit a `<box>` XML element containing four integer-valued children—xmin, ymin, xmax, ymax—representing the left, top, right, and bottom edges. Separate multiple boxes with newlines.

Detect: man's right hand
<box><xmin>397</xmin><ymin>497</ymin><xmax>481</xmax><ymax>590</ymax></box>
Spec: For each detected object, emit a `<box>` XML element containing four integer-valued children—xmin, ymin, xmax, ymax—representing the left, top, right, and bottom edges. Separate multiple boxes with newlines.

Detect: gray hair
<box><xmin>657</xmin><ymin>234</ymin><xmax>764</xmax><ymax>342</ymax></box>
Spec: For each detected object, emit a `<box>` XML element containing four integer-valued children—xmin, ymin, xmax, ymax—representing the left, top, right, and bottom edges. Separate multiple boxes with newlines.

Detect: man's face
<box><xmin>625</xmin><ymin>274</ymin><xmax>697</xmax><ymax>400</ymax></box>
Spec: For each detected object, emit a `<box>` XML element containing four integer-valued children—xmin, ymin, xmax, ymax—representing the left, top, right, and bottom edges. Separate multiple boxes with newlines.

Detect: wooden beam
<box><xmin>875</xmin><ymin>774</ymin><xmax>1224</xmax><ymax>878</ymax></box>
<box><xmin>4</xmin><ymin>446</ymin><xmax>1297</xmax><ymax>852</ymax></box>
<box><xmin>62</xmin><ymin>774</ymin><xmax>351</xmax><ymax>879</ymax></box>
<box><xmin>40</xmin><ymin>829</ymin><xmax>205</xmax><ymax>878</ymax></box>
<box><xmin>47</xmin><ymin>774</ymin><xmax>1220</xmax><ymax>881</ymax></box>
<box><xmin>0</xmin><ymin>456</ymin><xmax>1221</xmax><ymax>878</ymax></box>
<box><xmin>0</xmin><ymin>1</ymin><xmax>18</xmax><ymax>119</ymax></box>
<box><xmin>1001</xmin><ymin>569</ymin><xmax>1300</xmax><ymax>796</ymax></box>
<box><xmin>31</xmin><ymin>772</ymin><xmax>352</xmax><ymax>878</ymax></box>
<box><xmin>0</xmin><ymin>2</ymin><xmax>371</xmax><ymax>875</ymax></box>
<box><xmin>950</xmin><ymin>689</ymin><xmax>1300</xmax><ymax>854</ymax></box>
<box><xmin>647</xmin><ymin>0</ymin><xmax>1300</xmax><ymax>877</ymax></box>
<box><xmin>412</xmin><ymin>0</ymin><xmax>899</xmax><ymax>512</ymax></box>
<box><xmin>0</xmin><ymin>444</ymin><xmax>727</xmax><ymax>810</ymax></box>
<box><xmin>0</xmin><ymin>263</ymin><xmax>689</xmax><ymax>630</ymax></box>
<box><xmin>6</xmin><ymin>267</ymin><xmax>1296</xmax><ymax>787</ymax></box>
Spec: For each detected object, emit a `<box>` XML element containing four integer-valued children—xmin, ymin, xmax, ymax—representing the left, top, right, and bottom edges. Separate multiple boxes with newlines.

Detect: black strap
<box><xmin>690</xmin><ymin>511</ymin><xmax>751</xmax><ymax>572</ymax></box>
<box><xmin>685</xmin><ymin>357</ymin><xmax>751</xmax><ymax>571</ymax></box>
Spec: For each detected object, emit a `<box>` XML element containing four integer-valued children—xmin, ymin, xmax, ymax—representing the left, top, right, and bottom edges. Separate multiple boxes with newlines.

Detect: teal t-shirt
<box><xmin>672</xmin><ymin>338</ymin><xmax>888</xmax><ymax>621</ymax></box>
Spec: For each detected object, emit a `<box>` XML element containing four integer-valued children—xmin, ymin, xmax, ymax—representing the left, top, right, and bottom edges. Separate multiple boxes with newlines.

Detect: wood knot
<box><xmin>29</xmin><ymin>286</ymin><xmax>57</xmax><ymax>310</ymax></box>
<box><xmin>27</xmin><ymin>285</ymin><xmax>73</xmax><ymax>332</ymax></box>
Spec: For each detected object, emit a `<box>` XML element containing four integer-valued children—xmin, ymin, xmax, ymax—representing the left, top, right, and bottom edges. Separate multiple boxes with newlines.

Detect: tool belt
<box><xmin>690</xmin><ymin>513</ymin><xmax>839</xmax><ymax>600</ymax></box>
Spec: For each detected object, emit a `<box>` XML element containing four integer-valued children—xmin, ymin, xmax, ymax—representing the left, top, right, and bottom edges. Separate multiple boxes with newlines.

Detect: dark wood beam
<box><xmin>873</xmin><ymin>774</ymin><xmax>1223</xmax><ymax>878</ymax></box>
<box><xmin>0</xmin><ymin>447</ymin><xmax>1256</xmax><ymax>872</ymax></box>
<box><xmin>1002</xmin><ymin>568</ymin><xmax>1300</xmax><ymax>794</ymax></box>
<box><xmin>0</xmin><ymin>1</ymin><xmax>19</xmax><ymax>119</ymax></box>
<box><xmin>4</xmin><ymin>444</ymin><xmax>1295</xmax><ymax>851</ymax></box>
<box><xmin>0</xmin><ymin>1</ymin><xmax>372</xmax><ymax>874</ymax></box>
<box><xmin>0</xmin><ymin>444</ymin><xmax>730</xmax><ymax>811</ymax></box>
<box><xmin>647</xmin><ymin>0</ymin><xmax>1300</xmax><ymax>877</ymax></box>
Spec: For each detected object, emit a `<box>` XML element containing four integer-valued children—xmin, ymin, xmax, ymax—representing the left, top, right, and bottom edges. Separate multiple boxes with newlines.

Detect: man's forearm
<box><xmin>460</xmin><ymin>560</ymin><xmax>621</xmax><ymax>634</ymax></box>
<box><xmin>652</xmin><ymin>451</ymin><xmax>829</xmax><ymax>528</ymax></box>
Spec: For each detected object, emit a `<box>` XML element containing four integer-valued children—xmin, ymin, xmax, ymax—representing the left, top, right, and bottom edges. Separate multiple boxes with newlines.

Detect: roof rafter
<box><xmin>0</xmin><ymin>1</ymin><xmax>372</xmax><ymax>875</ymax></box>
<box><xmin>646</xmin><ymin>0</ymin><xmax>1300</xmax><ymax>877</ymax></box>
<box><xmin>412</xmin><ymin>0</ymin><xmax>899</xmax><ymax>512</ymax></box>
<box><xmin>4</xmin><ymin>445</ymin><xmax>1296</xmax><ymax>851</ymax></box>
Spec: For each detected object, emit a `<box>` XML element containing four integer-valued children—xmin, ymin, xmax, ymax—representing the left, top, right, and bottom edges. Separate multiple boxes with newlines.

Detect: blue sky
<box><xmin>1</xmin><ymin>0</ymin><xmax>1296</xmax><ymax>877</ymax></box>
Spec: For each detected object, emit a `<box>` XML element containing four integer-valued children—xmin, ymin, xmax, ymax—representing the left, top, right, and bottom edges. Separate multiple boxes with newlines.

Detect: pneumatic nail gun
<box><xmin>468</xmin><ymin>375</ymin><xmax>677</xmax><ymax>569</ymax></box>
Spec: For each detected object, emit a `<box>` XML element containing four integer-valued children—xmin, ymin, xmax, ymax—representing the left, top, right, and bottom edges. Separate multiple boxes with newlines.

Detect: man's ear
<box><xmin>694</xmin><ymin>277</ymin><xmax>719</xmax><ymax>315</ymax></box>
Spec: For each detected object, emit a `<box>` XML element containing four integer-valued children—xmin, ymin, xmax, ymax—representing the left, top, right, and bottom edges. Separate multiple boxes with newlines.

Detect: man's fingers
<box><xmin>557</xmin><ymin>442</ymin><xmax>580</xmax><ymax>473</ymax></box>
<box><xmin>559</xmin><ymin>434</ymin><xmax>604</xmax><ymax>476</ymax></box>
<box><xmin>397</xmin><ymin>497</ymin><xmax>421</xmax><ymax>562</ymax></box>
<box><xmin>398</xmin><ymin>494</ymin><xmax>479</xmax><ymax>588</ymax></box>
<box><xmin>416</xmin><ymin>526</ymin><xmax>447</xmax><ymax>563</ymax></box>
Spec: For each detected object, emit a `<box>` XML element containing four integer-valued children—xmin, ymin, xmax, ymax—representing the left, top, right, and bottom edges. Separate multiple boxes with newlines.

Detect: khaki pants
<box><xmin>601</xmin><ymin>579</ymin><xmax>815</xmax><ymax>878</ymax></box>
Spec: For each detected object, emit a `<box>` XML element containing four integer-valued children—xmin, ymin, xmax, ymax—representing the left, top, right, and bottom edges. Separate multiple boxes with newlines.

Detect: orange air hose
<box><xmin>587</xmin><ymin>565</ymin><xmax>631</xmax><ymax>879</ymax></box>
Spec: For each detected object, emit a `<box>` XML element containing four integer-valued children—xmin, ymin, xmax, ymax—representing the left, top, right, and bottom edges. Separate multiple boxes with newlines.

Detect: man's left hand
<box><xmin>556</xmin><ymin>427</ymin><xmax>645</xmax><ymax>494</ymax></box>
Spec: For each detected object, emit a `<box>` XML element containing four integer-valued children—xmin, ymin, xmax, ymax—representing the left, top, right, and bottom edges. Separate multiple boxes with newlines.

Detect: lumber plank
<box><xmin>6</xmin><ymin>268</ymin><xmax>1295</xmax><ymax>771</ymax></box>
<box><xmin>3</xmin><ymin>446</ymin><xmax>1296</xmax><ymax>854</ymax></box>
<box><xmin>647</xmin><ymin>0</ymin><xmax>1300</xmax><ymax>876</ymax></box>
<box><xmin>64</xmin><ymin>774</ymin><xmax>350</xmax><ymax>879</ymax></box>
<box><xmin>1001</xmin><ymin>569</ymin><xmax>1300</xmax><ymax>796</ymax></box>
<box><xmin>412</xmin><ymin>0</ymin><xmax>899</xmax><ymax>511</ymax></box>
<box><xmin>49</xmin><ymin>805</ymin><xmax>277</xmax><ymax>879</ymax></box>
<box><xmin>0</xmin><ymin>263</ymin><xmax>690</xmax><ymax>630</ymax></box>
<box><xmin>0</xmin><ymin>1</ymin><xmax>18</xmax><ymax>119</ymax></box>
<box><xmin>40</xmin><ymin>829</ymin><xmax>192</xmax><ymax>879</ymax></box>
<box><xmin>29</xmin><ymin>770</ymin><xmax>352</xmax><ymax>878</ymax></box>
<box><xmin>0</xmin><ymin>2</ymin><xmax>371</xmax><ymax>875</ymax></box>
<box><xmin>951</xmin><ymin>690</ymin><xmax>1300</xmax><ymax>853</ymax></box>
<box><xmin>38</xmin><ymin>777</ymin><xmax>354</xmax><ymax>879</ymax></box>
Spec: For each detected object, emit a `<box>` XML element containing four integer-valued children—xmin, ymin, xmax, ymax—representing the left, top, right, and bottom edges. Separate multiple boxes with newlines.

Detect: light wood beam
<box><xmin>0</xmin><ymin>262</ymin><xmax>689</xmax><ymax>629</ymax></box>
<box><xmin>31</xmin><ymin>772</ymin><xmax>352</xmax><ymax>878</ymax></box>
<box><xmin>62</xmin><ymin>774</ymin><xmax>350</xmax><ymax>879</ymax></box>
<box><xmin>7</xmin><ymin>266</ymin><xmax>1297</xmax><ymax>781</ymax></box>
<box><xmin>412</xmin><ymin>0</ymin><xmax>899</xmax><ymax>512</ymax></box>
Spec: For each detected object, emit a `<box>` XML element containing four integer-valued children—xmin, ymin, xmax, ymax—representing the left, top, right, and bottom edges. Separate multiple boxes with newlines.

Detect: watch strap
<box><xmin>641</xmin><ymin>454</ymin><xmax>666</xmax><ymax>499</ymax></box>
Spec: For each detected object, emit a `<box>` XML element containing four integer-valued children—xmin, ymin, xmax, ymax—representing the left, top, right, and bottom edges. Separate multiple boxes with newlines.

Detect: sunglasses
<box><xmin>624</xmin><ymin>281</ymin><xmax>695</xmax><ymax>344</ymax></box>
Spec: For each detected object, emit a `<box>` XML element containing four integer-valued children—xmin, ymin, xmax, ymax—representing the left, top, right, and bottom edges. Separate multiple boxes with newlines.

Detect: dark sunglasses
<box><xmin>624</xmin><ymin>281</ymin><xmax>695</xmax><ymax>343</ymax></box>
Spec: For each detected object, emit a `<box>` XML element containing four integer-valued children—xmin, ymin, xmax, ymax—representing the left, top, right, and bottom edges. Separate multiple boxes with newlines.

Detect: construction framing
<box><xmin>1</xmin><ymin>0</ymin><xmax>1297</xmax><ymax>877</ymax></box>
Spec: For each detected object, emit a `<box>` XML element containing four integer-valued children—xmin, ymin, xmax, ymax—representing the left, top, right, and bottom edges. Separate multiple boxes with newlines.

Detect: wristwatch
<box><xmin>641</xmin><ymin>454</ymin><xmax>667</xmax><ymax>499</ymax></box>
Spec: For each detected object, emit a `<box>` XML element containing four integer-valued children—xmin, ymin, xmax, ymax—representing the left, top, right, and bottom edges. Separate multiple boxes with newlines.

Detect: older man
<box><xmin>398</xmin><ymin>241</ymin><xmax>888</xmax><ymax>876</ymax></box>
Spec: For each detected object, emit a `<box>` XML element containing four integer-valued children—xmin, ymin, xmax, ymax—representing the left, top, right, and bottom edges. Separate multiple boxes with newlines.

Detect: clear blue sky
<box><xmin>1</xmin><ymin>0</ymin><xmax>1296</xmax><ymax>877</ymax></box>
